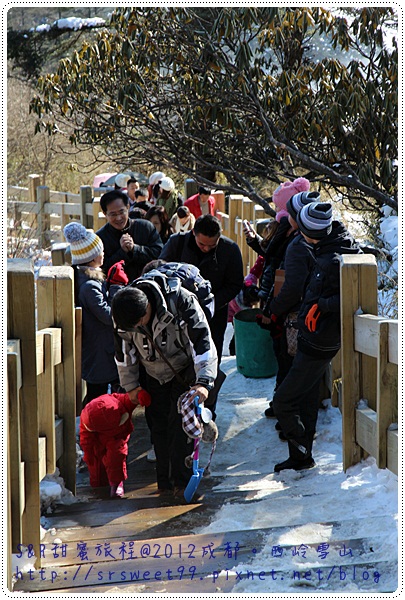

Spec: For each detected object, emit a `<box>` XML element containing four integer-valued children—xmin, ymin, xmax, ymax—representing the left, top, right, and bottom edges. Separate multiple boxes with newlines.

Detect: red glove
<box><xmin>255</xmin><ymin>313</ymin><xmax>272</xmax><ymax>332</ymax></box>
<box><xmin>107</xmin><ymin>260</ymin><xmax>129</xmax><ymax>287</ymax></box>
<box><xmin>269</xmin><ymin>313</ymin><xmax>283</xmax><ymax>338</ymax></box>
<box><xmin>305</xmin><ymin>303</ymin><xmax>321</xmax><ymax>332</ymax></box>
<box><xmin>137</xmin><ymin>389</ymin><xmax>152</xmax><ymax>407</ymax></box>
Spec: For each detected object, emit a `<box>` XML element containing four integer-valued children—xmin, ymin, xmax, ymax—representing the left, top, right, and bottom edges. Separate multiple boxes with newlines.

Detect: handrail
<box><xmin>7</xmin><ymin>260</ymin><xmax>78</xmax><ymax>572</ymax></box>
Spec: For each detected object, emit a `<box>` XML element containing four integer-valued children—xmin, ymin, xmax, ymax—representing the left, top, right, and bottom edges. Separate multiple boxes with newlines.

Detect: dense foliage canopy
<box><xmin>30</xmin><ymin>7</ymin><xmax>397</xmax><ymax>213</ymax></box>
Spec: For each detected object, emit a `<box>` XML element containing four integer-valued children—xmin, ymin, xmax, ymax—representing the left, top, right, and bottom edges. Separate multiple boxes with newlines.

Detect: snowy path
<box><xmin>14</xmin><ymin>331</ymin><xmax>399</xmax><ymax>594</ymax></box>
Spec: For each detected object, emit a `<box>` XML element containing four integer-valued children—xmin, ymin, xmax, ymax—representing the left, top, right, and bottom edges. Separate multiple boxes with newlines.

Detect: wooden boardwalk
<box><xmin>12</xmin><ymin>403</ymin><xmax>397</xmax><ymax>594</ymax></box>
<box><xmin>11</xmin><ymin>335</ymin><xmax>397</xmax><ymax>596</ymax></box>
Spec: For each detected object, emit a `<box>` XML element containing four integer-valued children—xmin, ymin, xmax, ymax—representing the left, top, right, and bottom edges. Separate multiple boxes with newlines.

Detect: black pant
<box><xmin>272</xmin><ymin>328</ymin><xmax>294</xmax><ymax>388</ymax></box>
<box><xmin>144</xmin><ymin>365</ymin><xmax>194</xmax><ymax>489</ymax></box>
<box><xmin>83</xmin><ymin>379</ymin><xmax>121</xmax><ymax>408</ymax></box>
<box><xmin>209</xmin><ymin>305</ymin><xmax>228</xmax><ymax>365</ymax></box>
<box><xmin>272</xmin><ymin>350</ymin><xmax>333</xmax><ymax>441</ymax></box>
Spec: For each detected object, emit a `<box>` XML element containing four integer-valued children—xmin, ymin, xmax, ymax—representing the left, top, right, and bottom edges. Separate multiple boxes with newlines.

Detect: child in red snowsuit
<box><xmin>80</xmin><ymin>392</ymin><xmax>151</xmax><ymax>498</ymax></box>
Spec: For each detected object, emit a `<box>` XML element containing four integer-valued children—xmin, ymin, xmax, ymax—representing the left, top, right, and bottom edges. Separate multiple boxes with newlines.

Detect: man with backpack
<box><xmin>111</xmin><ymin>268</ymin><xmax>218</xmax><ymax>501</ymax></box>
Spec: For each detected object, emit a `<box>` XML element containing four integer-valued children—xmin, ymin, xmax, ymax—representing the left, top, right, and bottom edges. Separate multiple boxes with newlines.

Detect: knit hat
<box><xmin>287</xmin><ymin>191</ymin><xmax>321</xmax><ymax>221</ymax></box>
<box><xmin>272</xmin><ymin>177</ymin><xmax>310</xmax><ymax>222</ymax></box>
<box><xmin>115</xmin><ymin>173</ymin><xmax>131</xmax><ymax>189</ymax></box>
<box><xmin>296</xmin><ymin>202</ymin><xmax>333</xmax><ymax>239</ymax></box>
<box><xmin>63</xmin><ymin>222</ymin><xmax>104</xmax><ymax>265</ymax></box>
<box><xmin>160</xmin><ymin>176</ymin><xmax>175</xmax><ymax>192</ymax></box>
<box><xmin>149</xmin><ymin>171</ymin><xmax>166</xmax><ymax>186</ymax></box>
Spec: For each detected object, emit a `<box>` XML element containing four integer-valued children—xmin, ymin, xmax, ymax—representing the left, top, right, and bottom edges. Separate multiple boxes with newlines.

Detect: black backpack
<box><xmin>141</xmin><ymin>262</ymin><xmax>215</xmax><ymax>321</ymax></box>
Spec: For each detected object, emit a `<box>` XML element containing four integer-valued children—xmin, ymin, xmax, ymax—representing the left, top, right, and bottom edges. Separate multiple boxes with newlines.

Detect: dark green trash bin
<box><xmin>234</xmin><ymin>308</ymin><xmax>278</xmax><ymax>378</ymax></box>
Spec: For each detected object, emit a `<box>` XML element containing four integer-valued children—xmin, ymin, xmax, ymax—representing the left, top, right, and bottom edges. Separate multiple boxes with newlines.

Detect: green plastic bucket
<box><xmin>234</xmin><ymin>308</ymin><xmax>278</xmax><ymax>378</ymax></box>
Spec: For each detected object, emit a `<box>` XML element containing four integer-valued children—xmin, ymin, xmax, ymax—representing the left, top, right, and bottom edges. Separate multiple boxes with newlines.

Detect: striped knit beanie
<box><xmin>63</xmin><ymin>222</ymin><xmax>104</xmax><ymax>265</ymax></box>
<box><xmin>296</xmin><ymin>202</ymin><xmax>333</xmax><ymax>239</ymax></box>
<box><xmin>287</xmin><ymin>191</ymin><xmax>321</xmax><ymax>221</ymax></box>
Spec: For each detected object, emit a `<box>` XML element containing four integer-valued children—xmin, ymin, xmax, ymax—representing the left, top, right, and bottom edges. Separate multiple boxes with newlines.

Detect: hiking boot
<box><xmin>156</xmin><ymin>487</ymin><xmax>173</xmax><ymax>498</ymax></box>
<box><xmin>278</xmin><ymin>430</ymin><xmax>288</xmax><ymax>441</ymax></box>
<box><xmin>264</xmin><ymin>402</ymin><xmax>276</xmax><ymax>418</ymax></box>
<box><xmin>110</xmin><ymin>481</ymin><xmax>125</xmax><ymax>498</ymax></box>
<box><xmin>274</xmin><ymin>456</ymin><xmax>315</xmax><ymax>473</ymax></box>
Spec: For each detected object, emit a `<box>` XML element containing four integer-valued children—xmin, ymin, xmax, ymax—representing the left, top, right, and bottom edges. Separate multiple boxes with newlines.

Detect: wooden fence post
<box><xmin>212</xmin><ymin>190</ymin><xmax>225</xmax><ymax>214</ymax></box>
<box><xmin>28</xmin><ymin>174</ymin><xmax>41</xmax><ymax>203</ymax></box>
<box><xmin>51</xmin><ymin>242</ymin><xmax>70</xmax><ymax>266</ymax></box>
<box><xmin>80</xmin><ymin>185</ymin><xmax>93</xmax><ymax>228</ymax></box>
<box><xmin>37</xmin><ymin>186</ymin><xmax>51</xmax><ymax>248</ymax></box>
<box><xmin>7</xmin><ymin>342</ymin><xmax>23</xmax><ymax>553</ymax></box>
<box><xmin>91</xmin><ymin>198</ymin><xmax>105</xmax><ymax>231</ymax></box>
<box><xmin>37</xmin><ymin>329</ymin><xmax>62</xmax><ymax>474</ymax></box>
<box><xmin>36</xmin><ymin>266</ymin><xmax>77</xmax><ymax>494</ymax></box>
<box><xmin>228</xmin><ymin>195</ymin><xmax>243</xmax><ymax>242</ymax></box>
<box><xmin>376</xmin><ymin>320</ymin><xmax>398</xmax><ymax>469</ymax></box>
<box><xmin>7</xmin><ymin>259</ymin><xmax>41</xmax><ymax>565</ymax></box>
<box><xmin>340</xmin><ymin>254</ymin><xmax>378</xmax><ymax>471</ymax></box>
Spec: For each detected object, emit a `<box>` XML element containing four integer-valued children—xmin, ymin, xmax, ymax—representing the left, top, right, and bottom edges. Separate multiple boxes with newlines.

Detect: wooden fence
<box><xmin>7</xmin><ymin>261</ymin><xmax>80</xmax><ymax>570</ymax></box>
<box><xmin>7</xmin><ymin>176</ymin><xmax>268</xmax><ymax>275</ymax></box>
<box><xmin>7</xmin><ymin>174</ymin><xmax>106</xmax><ymax>251</ymax></box>
<box><xmin>6</xmin><ymin>182</ymin><xmax>398</xmax><ymax>583</ymax></box>
<box><xmin>335</xmin><ymin>255</ymin><xmax>398</xmax><ymax>474</ymax></box>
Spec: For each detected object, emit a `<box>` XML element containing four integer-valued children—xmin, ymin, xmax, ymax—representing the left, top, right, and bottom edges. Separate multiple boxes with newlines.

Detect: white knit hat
<box><xmin>149</xmin><ymin>171</ymin><xmax>166</xmax><ymax>186</ymax></box>
<box><xmin>115</xmin><ymin>173</ymin><xmax>131</xmax><ymax>189</ymax></box>
<box><xmin>63</xmin><ymin>222</ymin><xmax>104</xmax><ymax>265</ymax></box>
<box><xmin>160</xmin><ymin>176</ymin><xmax>175</xmax><ymax>192</ymax></box>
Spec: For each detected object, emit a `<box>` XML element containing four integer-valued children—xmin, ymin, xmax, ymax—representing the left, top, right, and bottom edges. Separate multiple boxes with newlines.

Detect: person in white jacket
<box><xmin>112</xmin><ymin>270</ymin><xmax>217</xmax><ymax>500</ymax></box>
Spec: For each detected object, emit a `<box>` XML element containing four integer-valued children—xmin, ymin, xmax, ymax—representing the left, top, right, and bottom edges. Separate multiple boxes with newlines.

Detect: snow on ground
<box><xmin>192</xmin><ymin>323</ymin><xmax>399</xmax><ymax>593</ymax></box>
<box><xmin>10</xmin><ymin>203</ymin><xmax>399</xmax><ymax>593</ymax></box>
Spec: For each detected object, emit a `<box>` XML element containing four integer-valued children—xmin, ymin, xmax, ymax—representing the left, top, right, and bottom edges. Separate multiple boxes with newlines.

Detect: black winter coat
<box><xmin>247</xmin><ymin>217</ymin><xmax>295</xmax><ymax>302</ymax></box>
<box><xmin>159</xmin><ymin>231</ymin><xmax>244</xmax><ymax>312</ymax></box>
<box><xmin>267</xmin><ymin>232</ymin><xmax>315</xmax><ymax>317</ymax></box>
<box><xmin>297</xmin><ymin>221</ymin><xmax>362</xmax><ymax>358</ymax></box>
<box><xmin>97</xmin><ymin>219</ymin><xmax>163</xmax><ymax>282</ymax></box>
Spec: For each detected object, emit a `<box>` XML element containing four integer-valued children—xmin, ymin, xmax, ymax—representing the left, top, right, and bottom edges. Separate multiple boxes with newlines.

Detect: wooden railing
<box><xmin>7</xmin><ymin>261</ymin><xmax>81</xmax><ymax>569</ymax></box>
<box><xmin>7</xmin><ymin>175</ymin><xmax>107</xmax><ymax>249</ymax></box>
<box><xmin>7</xmin><ymin>176</ymin><xmax>268</xmax><ymax>275</ymax></box>
<box><xmin>6</xmin><ymin>236</ymin><xmax>397</xmax><ymax>589</ymax></box>
<box><xmin>336</xmin><ymin>255</ymin><xmax>398</xmax><ymax>474</ymax></box>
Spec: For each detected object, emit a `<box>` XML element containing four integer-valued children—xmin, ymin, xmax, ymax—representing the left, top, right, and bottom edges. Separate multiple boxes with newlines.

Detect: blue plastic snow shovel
<box><xmin>184</xmin><ymin>399</ymin><xmax>204</xmax><ymax>503</ymax></box>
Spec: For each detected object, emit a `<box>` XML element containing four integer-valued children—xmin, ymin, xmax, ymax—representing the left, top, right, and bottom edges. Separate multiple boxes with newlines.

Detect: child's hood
<box><xmin>81</xmin><ymin>393</ymin><xmax>131</xmax><ymax>432</ymax></box>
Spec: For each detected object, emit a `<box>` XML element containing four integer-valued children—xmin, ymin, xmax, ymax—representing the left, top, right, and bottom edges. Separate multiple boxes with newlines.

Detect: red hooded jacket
<box><xmin>79</xmin><ymin>393</ymin><xmax>136</xmax><ymax>487</ymax></box>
